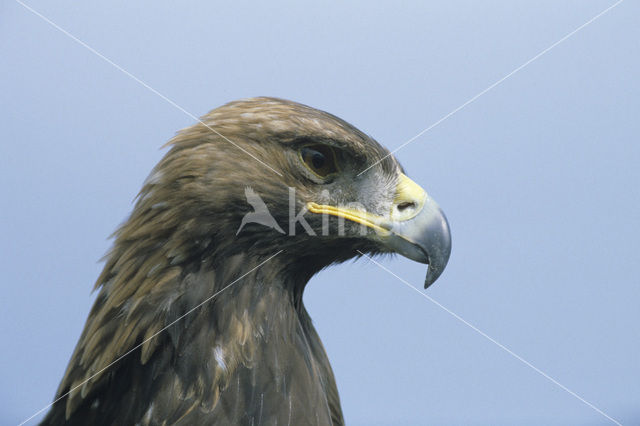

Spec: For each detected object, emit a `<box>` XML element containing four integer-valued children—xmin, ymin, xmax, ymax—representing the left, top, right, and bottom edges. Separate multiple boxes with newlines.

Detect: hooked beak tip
<box><xmin>384</xmin><ymin>198</ymin><xmax>451</xmax><ymax>289</ymax></box>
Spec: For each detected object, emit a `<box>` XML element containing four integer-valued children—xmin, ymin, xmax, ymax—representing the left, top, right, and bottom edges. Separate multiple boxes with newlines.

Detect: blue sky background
<box><xmin>1</xmin><ymin>1</ymin><xmax>638</xmax><ymax>424</ymax></box>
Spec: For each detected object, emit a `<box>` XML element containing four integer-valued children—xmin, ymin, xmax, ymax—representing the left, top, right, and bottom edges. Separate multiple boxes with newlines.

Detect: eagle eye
<box><xmin>300</xmin><ymin>145</ymin><xmax>338</xmax><ymax>178</ymax></box>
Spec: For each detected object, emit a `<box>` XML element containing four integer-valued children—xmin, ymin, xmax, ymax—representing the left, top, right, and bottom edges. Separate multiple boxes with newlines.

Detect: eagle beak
<box><xmin>383</xmin><ymin>174</ymin><xmax>451</xmax><ymax>288</ymax></box>
<box><xmin>381</xmin><ymin>173</ymin><xmax>451</xmax><ymax>288</ymax></box>
<box><xmin>307</xmin><ymin>173</ymin><xmax>451</xmax><ymax>288</ymax></box>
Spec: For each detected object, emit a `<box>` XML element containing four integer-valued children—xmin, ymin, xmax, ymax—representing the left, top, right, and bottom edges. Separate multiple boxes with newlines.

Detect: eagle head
<box><xmin>137</xmin><ymin>97</ymin><xmax>450</xmax><ymax>288</ymax></box>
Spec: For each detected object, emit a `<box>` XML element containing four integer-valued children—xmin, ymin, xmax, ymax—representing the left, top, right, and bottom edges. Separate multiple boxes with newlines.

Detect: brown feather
<box><xmin>41</xmin><ymin>97</ymin><xmax>402</xmax><ymax>425</ymax></box>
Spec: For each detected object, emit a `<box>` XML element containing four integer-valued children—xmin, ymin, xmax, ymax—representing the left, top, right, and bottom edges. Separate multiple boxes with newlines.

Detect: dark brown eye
<box><xmin>300</xmin><ymin>145</ymin><xmax>338</xmax><ymax>178</ymax></box>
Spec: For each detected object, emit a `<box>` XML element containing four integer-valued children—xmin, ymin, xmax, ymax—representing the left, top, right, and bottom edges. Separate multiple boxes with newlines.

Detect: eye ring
<box><xmin>299</xmin><ymin>145</ymin><xmax>339</xmax><ymax>179</ymax></box>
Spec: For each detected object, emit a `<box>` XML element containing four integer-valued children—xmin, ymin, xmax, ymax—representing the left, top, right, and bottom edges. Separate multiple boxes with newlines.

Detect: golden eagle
<box><xmin>41</xmin><ymin>98</ymin><xmax>451</xmax><ymax>425</ymax></box>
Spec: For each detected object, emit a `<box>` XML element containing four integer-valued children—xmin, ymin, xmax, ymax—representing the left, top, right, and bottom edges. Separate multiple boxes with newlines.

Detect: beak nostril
<box><xmin>396</xmin><ymin>201</ymin><xmax>416</xmax><ymax>212</ymax></box>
